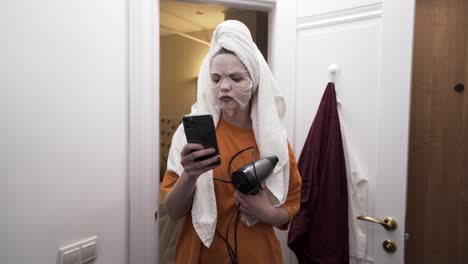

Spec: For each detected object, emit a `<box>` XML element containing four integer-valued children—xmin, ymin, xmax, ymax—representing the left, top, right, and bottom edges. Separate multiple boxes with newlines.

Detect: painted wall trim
<box><xmin>129</xmin><ymin>0</ymin><xmax>159</xmax><ymax>263</ymax></box>
<box><xmin>296</xmin><ymin>3</ymin><xmax>383</xmax><ymax>31</ymax></box>
<box><xmin>177</xmin><ymin>0</ymin><xmax>275</xmax><ymax>11</ymax></box>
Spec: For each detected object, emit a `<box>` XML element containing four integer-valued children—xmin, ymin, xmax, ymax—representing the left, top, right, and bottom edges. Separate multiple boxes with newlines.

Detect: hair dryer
<box><xmin>231</xmin><ymin>156</ymin><xmax>278</xmax><ymax>195</ymax></box>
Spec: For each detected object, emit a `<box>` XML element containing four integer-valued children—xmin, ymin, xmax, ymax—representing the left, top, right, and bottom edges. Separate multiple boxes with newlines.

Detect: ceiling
<box><xmin>160</xmin><ymin>0</ymin><xmax>226</xmax><ymax>36</ymax></box>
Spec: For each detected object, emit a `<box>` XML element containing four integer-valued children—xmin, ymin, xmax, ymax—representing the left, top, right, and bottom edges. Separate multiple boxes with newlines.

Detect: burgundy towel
<box><xmin>288</xmin><ymin>82</ymin><xmax>349</xmax><ymax>264</ymax></box>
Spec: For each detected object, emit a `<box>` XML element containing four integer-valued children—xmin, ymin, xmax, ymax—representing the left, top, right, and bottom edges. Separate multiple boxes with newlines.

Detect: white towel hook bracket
<box><xmin>328</xmin><ymin>64</ymin><xmax>340</xmax><ymax>82</ymax></box>
<box><xmin>328</xmin><ymin>64</ymin><xmax>342</xmax><ymax>105</ymax></box>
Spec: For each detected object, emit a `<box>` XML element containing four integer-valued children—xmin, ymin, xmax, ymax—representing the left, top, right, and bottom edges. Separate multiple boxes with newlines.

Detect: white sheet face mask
<box><xmin>210</xmin><ymin>54</ymin><xmax>253</xmax><ymax>116</ymax></box>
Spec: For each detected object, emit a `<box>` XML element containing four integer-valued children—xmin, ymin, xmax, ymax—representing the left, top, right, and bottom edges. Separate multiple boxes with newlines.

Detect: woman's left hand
<box><xmin>233</xmin><ymin>190</ymin><xmax>275</xmax><ymax>224</ymax></box>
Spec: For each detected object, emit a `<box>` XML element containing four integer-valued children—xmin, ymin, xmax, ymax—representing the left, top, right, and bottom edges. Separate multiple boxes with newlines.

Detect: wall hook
<box><xmin>328</xmin><ymin>64</ymin><xmax>342</xmax><ymax>105</ymax></box>
<box><xmin>328</xmin><ymin>64</ymin><xmax>339</xmax><ymax>82</ymax></box>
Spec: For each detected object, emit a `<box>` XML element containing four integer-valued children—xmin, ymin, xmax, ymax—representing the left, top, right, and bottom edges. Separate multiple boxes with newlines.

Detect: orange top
<box><xmin>160</xmin><ymin>118</ymin><xmax>302</xmax><ymax>264</ymax></box>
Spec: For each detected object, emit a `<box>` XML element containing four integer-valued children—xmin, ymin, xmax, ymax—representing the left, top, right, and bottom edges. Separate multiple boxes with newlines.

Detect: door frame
<box><xmin>128</xmin><ymin>0</ymin><xmax>297</xmax><ymax>263</ymax></box>
<box><xmin>128</xmin><ymin>0</ymin><xmax>160</xmax><ymax>263</ymax></box>
<box><xmin>374</xmin><ymin>0</ymin><xmax>416</xmax><ymax>263</ymax></box>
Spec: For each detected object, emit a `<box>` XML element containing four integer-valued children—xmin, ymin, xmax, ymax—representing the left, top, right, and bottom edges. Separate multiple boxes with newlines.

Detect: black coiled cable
<box><xmin>212</xmin><ymin>146</ymin><xmax>259</xmax><ymax>264</ymax></box>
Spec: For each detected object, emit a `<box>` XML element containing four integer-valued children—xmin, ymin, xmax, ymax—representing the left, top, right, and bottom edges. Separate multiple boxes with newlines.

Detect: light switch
<box><xmin>81</xmin><ymin>241</ymin><xmax>96</xmax><ymax>263</ymax></box>
<box><xmin>63</xmin><ymin>248</ymin><xmax>80</xmax><ymax>264</ymax></box>
<box><xmin>59</xmin><ymin>236</ymin><xmax>97</xmax><ymax>264</ymax></box>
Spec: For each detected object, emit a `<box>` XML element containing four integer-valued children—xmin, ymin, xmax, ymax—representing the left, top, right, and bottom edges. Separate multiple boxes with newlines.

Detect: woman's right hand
<box><xmin>180</xmin><ymin>143</ymin><xmax>220</xmax><ymax>180</ymax></box>
<box><xmin>165</xmin><ymin>143</ymin><xmax>220</xmax><ymax>221</ymax></box>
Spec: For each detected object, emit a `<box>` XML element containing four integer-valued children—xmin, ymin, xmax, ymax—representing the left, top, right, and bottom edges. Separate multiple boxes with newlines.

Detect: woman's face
<box><xmin>210</xmin><ymin>53</ymin><xmax>253</xmax><ymax>116</ymax></box>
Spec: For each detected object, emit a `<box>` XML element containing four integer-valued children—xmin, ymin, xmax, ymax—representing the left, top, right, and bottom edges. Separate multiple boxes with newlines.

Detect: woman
<box><xmin>161</xmin><ymin>20</ymin><xmax>302</xmax><ymax>264</ymax></box>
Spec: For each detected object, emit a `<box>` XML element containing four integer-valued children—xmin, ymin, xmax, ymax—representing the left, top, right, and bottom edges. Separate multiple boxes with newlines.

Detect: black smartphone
<box><xmin>182</xmin><ymin>114</ymin><xmax>221</xmax><ymax>166</ymax></box>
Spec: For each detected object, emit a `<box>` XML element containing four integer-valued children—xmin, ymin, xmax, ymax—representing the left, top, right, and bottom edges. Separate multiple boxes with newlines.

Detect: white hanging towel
<box><xmin>339</xmin><ymin>109</ymin><xmax>369</xmax><ymax>263</ymax></box>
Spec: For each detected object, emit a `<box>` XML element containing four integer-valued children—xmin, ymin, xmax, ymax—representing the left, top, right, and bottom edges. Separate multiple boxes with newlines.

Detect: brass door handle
<box><xmin>357</xmin><ymin>216</ymin><xmax>398</xmax><ymax>231</ymax></box>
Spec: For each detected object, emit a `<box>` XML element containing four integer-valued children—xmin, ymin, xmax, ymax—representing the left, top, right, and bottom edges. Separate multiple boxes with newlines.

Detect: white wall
<box><xmin>293</xmin><ymin>1</ymin><xmax>384</xmax><ymax>263</ymax></box>
<box><xmin>1</xmin><ymin>1</ymin><xmax>129</xmax><ymax>264</ymax></box>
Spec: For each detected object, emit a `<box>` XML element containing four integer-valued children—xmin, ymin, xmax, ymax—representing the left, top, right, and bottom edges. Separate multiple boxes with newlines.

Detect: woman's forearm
<box><xmin>266</xmin><ymin>206</ymin><xmax>290</xmax><ymax>227</ymax></box>
<box><xmin>163</xmin><ymin>171</ymin><xmax>197</xmax><ymax>221</ymax></box>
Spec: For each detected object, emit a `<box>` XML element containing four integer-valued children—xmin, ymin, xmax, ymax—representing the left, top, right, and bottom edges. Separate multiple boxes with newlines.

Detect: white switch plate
<box><xmin>59</xmin><ymin>236</ymin><xmax>97</xmax><ymax>264</ymax></box>
<box><xmin>63</xmin><ymin>248</ymin><xmax>80</xmax><ymax>264</ymax></box>
<box><xmin>81</xmin><ymin>241</ymin><xmax>97</xmax><ymax>263</ymax></box>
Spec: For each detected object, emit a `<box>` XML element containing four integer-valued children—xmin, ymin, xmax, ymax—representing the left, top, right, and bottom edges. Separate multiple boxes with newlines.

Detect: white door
<box><xmin>293</xmin><ymin>0</ymin><xmax>415</xmax><ymax>263</ymax></box>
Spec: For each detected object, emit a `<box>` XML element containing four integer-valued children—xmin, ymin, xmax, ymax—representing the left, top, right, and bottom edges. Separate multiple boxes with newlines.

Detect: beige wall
<box><xmin>159</xmin><ymin>29</ymin><xmax>214</xmax><ymax>178</ymax></box>
<box><xmin>160</xmin><ymin>29</ymin><xmax>213</xmax><ymax>117</ymax></box>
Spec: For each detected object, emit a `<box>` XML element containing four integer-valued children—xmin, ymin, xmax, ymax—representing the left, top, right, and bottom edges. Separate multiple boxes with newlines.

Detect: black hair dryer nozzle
<box><xmin>231</xmin><ymin>156</ymin><xmax>278</xmax><ymax>195</ymax></box>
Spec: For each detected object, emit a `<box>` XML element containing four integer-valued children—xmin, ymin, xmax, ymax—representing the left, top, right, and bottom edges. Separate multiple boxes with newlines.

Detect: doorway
<box><xmin>405</xmin><ymin>0</ymin><xmax>468</xmax><ymax>262</ymax></box>
<box><xmin>158</xmin><ymin>1</ymin><xmax>269</xmax><ymax>263</ymax></box>
<box><xmin>158</xmin><ymin>0</ymin><xmax>268</xmax><ymax>180</ymax></box>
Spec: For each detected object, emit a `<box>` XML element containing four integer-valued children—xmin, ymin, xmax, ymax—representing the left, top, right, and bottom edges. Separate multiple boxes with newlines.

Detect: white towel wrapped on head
<box><xmin>167</xmin><ymin>20</ymin><xmax>290</xmax><ymax>248</ymax></box>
